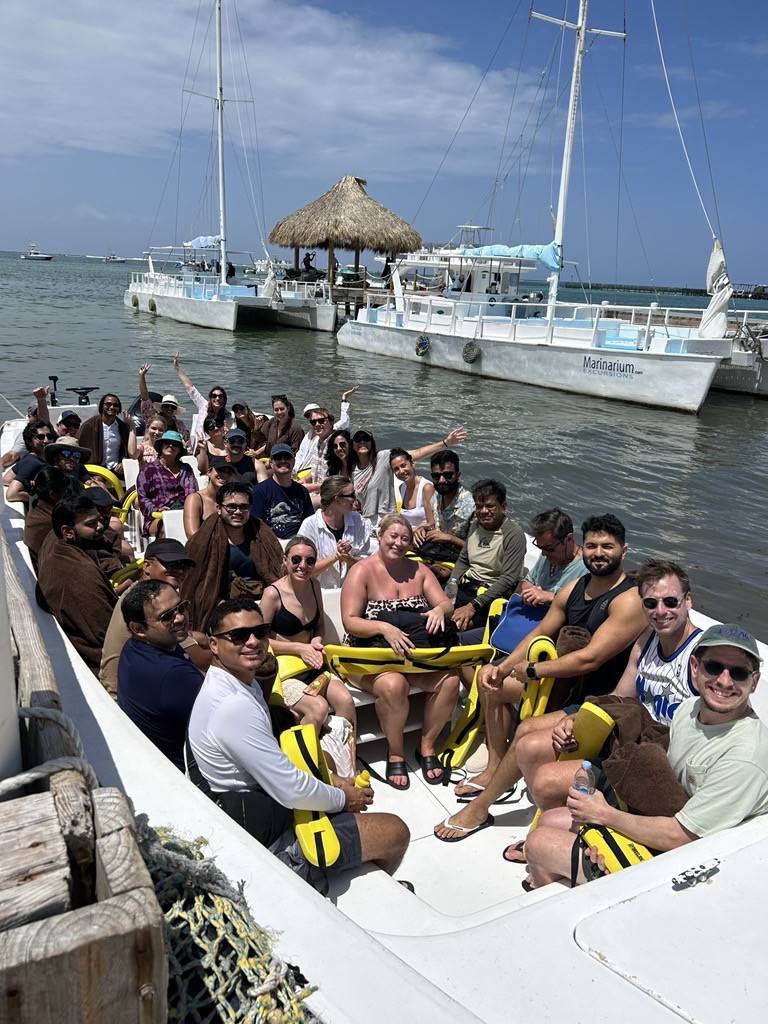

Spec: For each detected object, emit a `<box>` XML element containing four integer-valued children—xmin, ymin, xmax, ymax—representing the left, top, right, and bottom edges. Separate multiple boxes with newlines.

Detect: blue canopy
<box><xmin>460</xmin><ymin>242</ymin><xmax>560</xmax><ymax>274</ymax></box>
<box><xmin>183</xmin><ymin>235</ymin><xmax>222</xmax><ymax>248</ymax></box>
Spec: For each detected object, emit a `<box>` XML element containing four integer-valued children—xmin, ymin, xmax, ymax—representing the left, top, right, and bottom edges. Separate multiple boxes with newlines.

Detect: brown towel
<box><xmin>23</xmin><ymin>499</ymin><xmax>55</xmax><ymax>572</ymax></box>
<box><xmin>36</xmin><ymin>535</ymin><xmax>117</xmax><ymax>671</ymax></box>
<box><xmin>181</xmin><ymin>514</ymin><xmax>284</xmax><ymax>631</ymax></box>
<box><xmin>544</xmin><ymin>624</ymin><xmax>593</xmax><ymax>712</ymax></box>
<box><xmin>586</xmin><ymin>694</ymin><xmax>689</xmax><ymax>817</ymax></box>
<box><xmin>77</xmin><ymin>414</ymin><xmax>131</xmax><ymax>467</ymax></box>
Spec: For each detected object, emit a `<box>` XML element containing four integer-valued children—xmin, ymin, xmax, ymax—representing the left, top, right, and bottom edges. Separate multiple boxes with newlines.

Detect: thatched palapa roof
<box><xmin>268</xmin><ymin>175</ymin><xmax>421</xmax><ymax>254</ymax></box>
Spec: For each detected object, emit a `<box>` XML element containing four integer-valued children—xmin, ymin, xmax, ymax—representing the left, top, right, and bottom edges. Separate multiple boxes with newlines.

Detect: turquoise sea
<box><xmin>2</xmin><ymin>251</ymin><xmax>767</xmax><ymax>633</ymax></box>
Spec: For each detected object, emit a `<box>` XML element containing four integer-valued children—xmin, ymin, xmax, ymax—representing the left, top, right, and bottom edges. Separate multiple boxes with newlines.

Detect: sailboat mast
<box><xmin>215</xmin><ymin>0</ymin><xmax>228</xmax><ymax>285</ymax></box>
<box><xmin>547</xmin><ymin>0</ymin><xmax>588</xmax><ymax>308</ymax></box>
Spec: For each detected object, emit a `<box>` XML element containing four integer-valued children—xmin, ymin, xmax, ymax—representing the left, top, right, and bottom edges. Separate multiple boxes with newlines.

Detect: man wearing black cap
<box><xmin>54</xmin><ymin>408</ymin><xmax>83</xmax><ymax>438</ymax></box>
<box><xmin>224</xmin><ymin>428</ymin><xmax>267</xmax><ymax>487</ymax></box>
<box><xmin>100</xmin><ymin>539</ymin><xmax>209</xmax><ymax>697</ymax></box>
<box><xmin>118</xmin><ymin>579</ymin><xmax>205</xmax><ymax>771</ymax></box>
<box><xmin>250</xmin><ymin>444</ymin><xmax>313</xmax><ymax>539</ymax></box>
<box><xmin>525</xmin><ymin>622</ymin><xmax>768</xmax><ymax>888</ymax></box>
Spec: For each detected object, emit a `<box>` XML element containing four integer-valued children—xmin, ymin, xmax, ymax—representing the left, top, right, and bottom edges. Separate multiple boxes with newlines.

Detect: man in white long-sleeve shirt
<box><xmin>187</xmin><ymin>598</ymin><xmax>409</xmax><ymax>883</ymax></box>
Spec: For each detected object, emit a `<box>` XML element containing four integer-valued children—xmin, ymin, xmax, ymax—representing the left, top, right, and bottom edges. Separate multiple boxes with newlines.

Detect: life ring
<box><xmin>462</xmin><ymin>342</ymin><xmax>481</xmax><ymax>364</ymax></box>
<box><xmin>415</xmin><ymin>334</ymin><xmax>430</xmax><ymax>357</ymax></box>
<box><xmin>131</xmin><ymin>294</ymin><xmax>139</xmax><ymax>308</ymax></box>
<box><xmin>147</xmin><ymin>298</ymin><xmax>157</xmax><ymax>313</ymax></box>
<box><xmin>489</xmin><ymin>297</ymin><xmax>496</xmax><ymax>305</ymax></box>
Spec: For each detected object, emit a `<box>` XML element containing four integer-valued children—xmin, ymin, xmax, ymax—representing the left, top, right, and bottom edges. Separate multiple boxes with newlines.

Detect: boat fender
<box><xmin>279</xmin><ymin>724</ymin><xmax>341</xmax><ymax>868</ymax></box>
<box><xmin>519</xmin><ymin>635</ymin><xmax>557</xmax><ymax>719</ymax></box>
<box><xmin>131</xmin><ymin>294</ymin><xmax>139</xmax><ymax>308</ymax></box>
<box><xmin>148</xmin><ymin>298</ymin><xmax>157</xmax><ymax>313</ymax></box>
<box><xmin>488</xmin><ymin>297</ymin><xmax>496</xmax><ymax>306</ymax></box>
<box><xmin>462</xmin><ymin>342</ymin><xmax>481</xmax><ymax>364</ymax></box>
<box><xmin>415</xmin><ymin>334</ymin><xmax>430</xmax><ymax>357</ymax></box>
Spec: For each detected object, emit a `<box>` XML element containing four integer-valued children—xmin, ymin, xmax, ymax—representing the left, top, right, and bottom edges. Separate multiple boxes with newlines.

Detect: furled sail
<box><xmin>183</xmin><ymin>235</ymin><xmax>223</xmax><ymax>248</ymax></box>
<box><xmin>698</xmin><ymin>237</ymin><xmax>733</xmax><ymax>339</ymax></box>
<box><xmin>460</xmin><ymin>242</ymin><xmax>560</xmax><ymax>273</ymax></box>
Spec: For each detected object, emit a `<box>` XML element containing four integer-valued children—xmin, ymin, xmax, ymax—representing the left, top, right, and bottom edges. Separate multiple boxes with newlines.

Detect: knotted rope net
<box><xmin>135</xmin><ymin>817</ymin><xmax>320</xmax><ymax>1024</ymax></box>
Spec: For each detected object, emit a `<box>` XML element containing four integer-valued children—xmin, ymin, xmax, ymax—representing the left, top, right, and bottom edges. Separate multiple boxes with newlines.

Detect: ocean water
<box><xmin>2</xmin><ymin>251</ymin><xmax>767</xmax><ymax>633</ymax></box>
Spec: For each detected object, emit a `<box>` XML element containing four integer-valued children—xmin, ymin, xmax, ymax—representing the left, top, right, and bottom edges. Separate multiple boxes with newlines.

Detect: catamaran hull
<box><xmin>337</xmin><ymin>320</ymin><xmax>721</xmax><ymax>413</ymax></box>
<box><xmin>711</xmin><ymin>348</ymin><xmax>768</xmax><ymax>397</ymax></box>
<box><xmin>124</xmin><ymin>287</ymin><xmax>239</xmax><ymax>330</ymax></box>
<box><xmin>124</xmin><ymin>287</ymin><xmax>337</xmax><ymax>333</ymax></box>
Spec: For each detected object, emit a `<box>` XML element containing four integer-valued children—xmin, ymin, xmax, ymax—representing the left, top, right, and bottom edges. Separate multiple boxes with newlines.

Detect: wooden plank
<box><xmin>0</xmin><ymin>871</ymin><xmax>71</xmax><ymax>932</ymax></box>
<box><xmin>2</xmin><ymin>534</ymin><xmax>95</xmax><ymax>900</ymax></box>
<box><xmin>0</xmin><ymin>888</ymin><xmax>168</xmax><ymax>1024</ymax></box>
<box><xmin>92</xmin><ymin>788</ymin><xmax>136</xmax><ymax>838</ymax></box>
<box><xmin>95</xmin><ymin>831</ymin><xmax>153</xmax><ymax>902</ymax></box>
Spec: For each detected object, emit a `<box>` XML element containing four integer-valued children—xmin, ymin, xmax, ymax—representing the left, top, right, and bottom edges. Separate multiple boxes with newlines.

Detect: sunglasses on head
<box><xmin>534</xmin><ymin>537</ymin><xmax>566</xmax><ymax>554</ymax></box>
<box><xmin>156</xmin><ymin>599</ymin><xmax>190</xmax><ymax>624</ymax></box>
<box><xmin>641</xmin><ymin>595</ymin><xmax>684</xmax><ymax>610</ymax></box>
<box><xmin>289</xmin><ymin>554</ymin><xmax>317</xmax><ymax>566</ymax></box>
<box><xmin>213</xmin><ymin>623</ymin><xmax>271</xmax><ymax>645</ymax></box>
<box><xmin>271</xmin><ymin>394</ymin><xmax>288</xmax><ymax>404</ymax></box>
<box><xmin>59</xmin><ymin>449</ymin><xmax>82</xmax><ymax>459</ymax></box>
<box><xmin>698</xmin><ymin>658</ymin><xmax>754</xmax><ymax>683</ymax></box>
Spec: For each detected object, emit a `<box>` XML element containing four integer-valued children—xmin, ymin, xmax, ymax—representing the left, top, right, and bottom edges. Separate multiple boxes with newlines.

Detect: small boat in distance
<box><xmin>105</xmin><ymin>251</ymin><xmax>126</xmax><ymax>264</ymax></box>
<box><xmin>20</xmin><ymin>241</ymin><xmax>53</xmax><ymax>261</ymax></box>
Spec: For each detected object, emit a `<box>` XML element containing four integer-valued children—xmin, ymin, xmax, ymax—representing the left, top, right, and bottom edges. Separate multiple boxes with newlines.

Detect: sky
<box><xmin>1</xmin><ymin>0</ymin><xmax>765</xmax><ymax>286</ymax></box>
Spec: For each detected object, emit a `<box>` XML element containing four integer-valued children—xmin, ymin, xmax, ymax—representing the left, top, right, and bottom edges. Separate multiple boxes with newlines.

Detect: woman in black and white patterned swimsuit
<box><xmin>341</xmin><ymin>514</ymin><xmax>459</xmax><ymax>789</ymax></box>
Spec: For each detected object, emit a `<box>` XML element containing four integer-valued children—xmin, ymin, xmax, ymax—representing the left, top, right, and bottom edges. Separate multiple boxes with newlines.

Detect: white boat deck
<box><xmin>3</xmin><ymin>422</ymin><xmax>768</xmax><ymax>1021</ymax></box>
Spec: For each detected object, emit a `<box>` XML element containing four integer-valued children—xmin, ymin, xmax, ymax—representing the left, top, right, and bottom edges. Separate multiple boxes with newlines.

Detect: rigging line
<box><xmin>226</xmin><ymin>3</ymin><xmax>267</xmax><ymax>255</ymax></box>
<box><xmin>578</xmin><ymin>94</ymin><xmax>590</xmax><ymax>286</ymax></box>
<box><xmin>649</xmin><ymin>0</ymin><xmax>715</xmax><ymax>237</ymax></box>
<box><xmin>548</xmin><ymin>1</ymin><xmax>569</xmax><ymax>223</ymax></box>
<box><xmin>144</xmin><ymin>0</ymin><xmax>213</xmax><ymax>252</ymax></box>
<box><xmin>409</xmin><ymin>2</ymin><xmax>523</xmax><ymax>228</ymax></box>
<box><xmin>589</xmin><ymin>60</ymin><xmax>663</xmax><ymax>305</ymax></box>
<box><xmin>613</xmin><ymin>7</ymin><xmax>626</xmax><ymax>283</ymax></box>
<box><xmin>679</xmin><ymin>0</ymin><xmax>724</xmax><ymax>245</ymax></box>
<box><xmin>489</xmin><ymin>3</ymin><xmax>531</xmax><ymax>231</ymax></box>
<box><xmin>231</xmin><ymin>0</ymin><xmax>270</xmax><ymax>257</ymax></box>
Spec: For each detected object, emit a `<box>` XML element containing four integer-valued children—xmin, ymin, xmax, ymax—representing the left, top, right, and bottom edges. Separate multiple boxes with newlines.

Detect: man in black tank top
<box><xmin>435</xmin><ymin>513</ymin><xmax>646</xmax><ymax>844</ymax></box>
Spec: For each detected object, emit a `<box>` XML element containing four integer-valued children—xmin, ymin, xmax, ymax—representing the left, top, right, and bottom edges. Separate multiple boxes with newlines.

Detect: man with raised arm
<box><xmin>525</xmin><ymin>623</ymin><xmax>768</xmax><ymax>888</ymax></box>
<box><xmin>435</xmin><ymin>513</ymin><xmax>645</xmax><ymax>841</ymax></box>
<box><xmin>188</xmin><ymin>599</ymin><xmax>410</xmax><ymax>885</ymax></box>
<box><xmin>411</xmin><ymin>449</ymin><xmax>474</xmax><ymax>573</ymax></box>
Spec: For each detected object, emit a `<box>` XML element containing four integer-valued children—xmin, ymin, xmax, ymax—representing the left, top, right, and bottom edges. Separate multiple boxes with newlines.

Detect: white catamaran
<box><xmin>338</xmin><ymin>0</ymin><xmax>767</xmax><ymax>413</ymax></box>
<box><xmin>124</xmin><ymin>0</ymin><xmax>336</xmax><ymax>334</ymax></box>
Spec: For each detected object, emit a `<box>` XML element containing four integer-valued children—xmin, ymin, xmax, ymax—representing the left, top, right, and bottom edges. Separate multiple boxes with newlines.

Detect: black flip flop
<box><xmin>385</xmin><ymin>758</ymin><xmax>410</xmax><ymax>790</ymax></box>
<box><xmin>415</xmin><ymin>748</ymin><xmax>446</xmax><ymax>785</ymax></box>
<box><xmin>502</xmin><ymin>840</ymin><xmax>527</xmax><ymax>864</ymax></box>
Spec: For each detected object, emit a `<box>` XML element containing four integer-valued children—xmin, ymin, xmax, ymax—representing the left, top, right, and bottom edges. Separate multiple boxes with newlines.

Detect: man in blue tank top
<box><xmin>436</xmin><ymin>513</ymin><xmax>645</xmax><ymax>842</ymax></box>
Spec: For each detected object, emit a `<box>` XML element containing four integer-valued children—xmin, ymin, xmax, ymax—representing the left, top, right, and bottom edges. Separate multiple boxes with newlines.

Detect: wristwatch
<box><xmin>525</xmin><ymin>662</ymin><xmax>538</xmax><ymax>680</ymax></box>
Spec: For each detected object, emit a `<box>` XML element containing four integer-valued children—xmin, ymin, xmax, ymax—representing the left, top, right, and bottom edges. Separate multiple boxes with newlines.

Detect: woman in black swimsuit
<box><xmin>260</xmin><ymin>536</ymin><xmax>356</xmax><ymax>732</ymax></box>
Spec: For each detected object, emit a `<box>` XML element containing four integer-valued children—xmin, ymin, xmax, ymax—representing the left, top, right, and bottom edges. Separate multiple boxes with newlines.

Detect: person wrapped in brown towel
<box><xmin>35</xmin><ymin>493</ymin><xmax>117</xmax><ymax>673</ymax></box>
<box><xmin>181</xmin><ymin>482</ymin><xmax>284</xmax><ymax>631</ymax></box>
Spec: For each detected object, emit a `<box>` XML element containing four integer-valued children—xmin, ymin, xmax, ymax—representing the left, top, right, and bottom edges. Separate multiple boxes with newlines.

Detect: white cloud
<box><xmin>624</xmin><ymin>99</ymin><xmax>745</xmax><ymax>130</ymax></box>
<box><xmin>0</xmin><ymin>0</ymin><xmax>541</xmax><ymax>185</ymax></box>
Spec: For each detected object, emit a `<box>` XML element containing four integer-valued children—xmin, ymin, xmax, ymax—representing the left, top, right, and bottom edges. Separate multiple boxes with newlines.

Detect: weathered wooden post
<box><xmin>0</xmin><ymin>491</ymin><xmax>22</xmax><ymax>780</ymax></box>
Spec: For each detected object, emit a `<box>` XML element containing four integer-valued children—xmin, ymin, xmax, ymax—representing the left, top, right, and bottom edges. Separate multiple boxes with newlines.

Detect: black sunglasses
<box><xmin>227</xmin><ymin>438</ymin><xmax>246</xmax><ymax>446</ymax></box>
<box><xmin>221</xmin><ymin>502</ymin><xmax>250</xmax><ymax>513</ymax></box>
<box><xmin>338</xmin><ymin>491</ymin><xmax>356</xmax><ymax>499</ymax></box>
<box><xmin>534</xmin><ymin>537</ymin><xmax>567</xmax><ymax>554</ymax></box>
<box><xmin>213</xmin><ymin>623</ymin><xmax>271</xmax><ymax>644</ymax></box>
<box><xmin>210</xmin><ymin>392</ymin><xmax>226</xmax><ymax>399</ymax></box>
<box><xmin>352</xmin><ymin>433</ymin><xmax>373</xmax><ymax>443</ymax></box>
<box><xmin>641</xmin><ymin>595</ymin><xmax>683</xmax><ymax>610</ymax></box>
<box><xmin>431</xmin><ymin>470</ymin><xmax>456</xmax><ymax>481</ymax></box>
<box><xmin>289</xmin><ymin>554</ymin><xmax>317</xmax><ymax>566</ymax></box>
<box><xmin>156</xmin><ymin>599</ymin><xmax>190</xmax><ymax>624</ymax></box>
<box><xmin>698</xmin><ymin>658</ymin><xmax>754</xmax><ymax>683</ymax></box>
<box><xmin>311</xmin><ymin>416</ymin><xmax>329</xmax><ymax>425</ymax></box>
<box><xmin>36</xmin><ymin>433</ymin><xmax>55</xmax><ymax>440</ymax></box>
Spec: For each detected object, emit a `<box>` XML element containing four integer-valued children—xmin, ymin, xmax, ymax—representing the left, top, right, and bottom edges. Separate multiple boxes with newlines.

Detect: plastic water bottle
<box><xmin>573</xmin><ymin>760</ymin><xmax>596</xmax><ymax>795</ymax></box>
<box><xmin>444</xmin><ymin>579</ymin><xmax>459</xmax><ymax>604</ymax></box>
